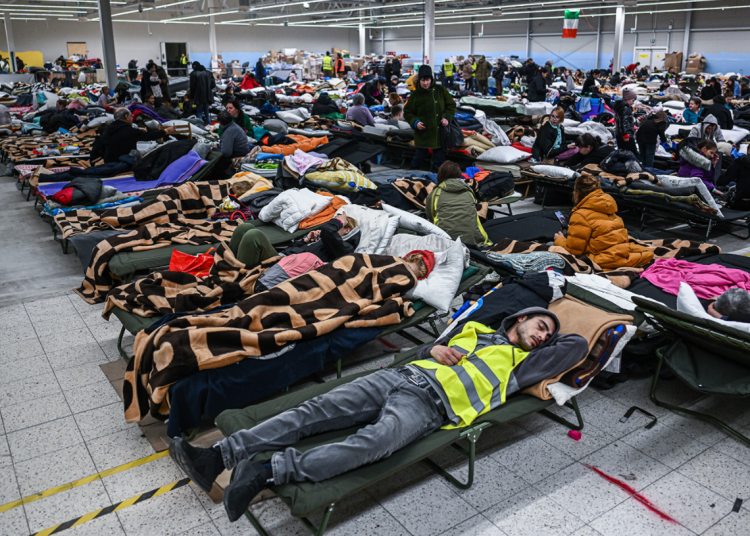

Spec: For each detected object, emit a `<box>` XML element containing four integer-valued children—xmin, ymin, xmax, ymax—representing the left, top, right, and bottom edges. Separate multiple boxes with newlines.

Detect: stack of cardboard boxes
<box><xmin>685</xmin><ymin>53</ymin><xmax>707</xmax><ymax>74</ymax></box>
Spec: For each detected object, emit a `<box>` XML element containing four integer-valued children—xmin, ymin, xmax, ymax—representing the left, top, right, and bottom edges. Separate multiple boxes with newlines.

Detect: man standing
<box><xmin>128</xmin><ymin>59</ymin><xmax>138</xmax><ymax>82</ymax></box>
<box><xmin>334</xmin><ymin>53</ymin><xmax>346</xmax><ymax>78</ymax></box>
<box><xmin>475</xmin><ymin>55</ymin><xmax>491</xmax><ymax>95</ymax></box>
<box><xmin>189</xmin><ymin>61</ymin><xmax>215</xmax><ymax>126</ymax></box>
<box><xmin>392</xmin><ymin>56</ymin><xmax>402</xmax><ymax>78</ymax></box>
<box><xmin>169</xmin><ymin>272</ymin><xmax>588</xmax><ymax>523</ymax></box>
<box><xmin>180</xmin><ymin>53</ymin><xmax>188</xmax><ymax>75</ymax></box>
<box><xmin>321</xmin><ymin>51</ymin><xmax>333</xmax><ymax>78</ymax></box>
<box><xmin>442</xmin><ymin>58</ymin><xmax>455</xmax><ymax>90</ymax></box>
<box><xmin>255</xmin><ymin>58</ymin><xmax>266</xmax><ymax>86</ymax></box>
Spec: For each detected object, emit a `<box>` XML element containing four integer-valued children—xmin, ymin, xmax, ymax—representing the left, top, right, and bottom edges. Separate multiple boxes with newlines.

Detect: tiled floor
<box><xmin>0</xmin><ymin>292</ymin><xmax>748</xmax><ymax>536</ymax></box>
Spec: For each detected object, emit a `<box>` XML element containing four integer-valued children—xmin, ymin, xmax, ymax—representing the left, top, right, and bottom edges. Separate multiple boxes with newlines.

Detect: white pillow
<box><xmin>385</xmin><ymin>233</ymin><xmax>470</xmax><ymax>269</ymax></box>
<box><xmin>337</xmin><ymin>205</ymin><xmax>399</xmax><ymax>254</ymax></box>
<box><xmin>531</xmin><ymin>165</ymin><xmax>580</xmax><ymax>180</ymax></box>
<box><xmin>724</xmin><ymin>127</ymin><xmax>750</xmax><ymax>145</ymax></box>
<box><xmin>406</xmin><ymin>239</ymin><xmax>465</xmax><ymax>312</ymax></box>
<box><xmin>562</xmin><ymin>118</ymin><xmax>581</xmax><ymax>128</ymax></box>
<box><xmin>676</xmin><ymin>282</ymin><xmax>750</xmax><ymax>334</ymax></box>
<box><xmin>381</xmin><ymin>203</ymin><xmax>451</xmax><ymax>239</ymax></box>
<box><xmin>477</xmin><ymin>146</ymin><xmax>530</xmax><ymax>164</ymax></box>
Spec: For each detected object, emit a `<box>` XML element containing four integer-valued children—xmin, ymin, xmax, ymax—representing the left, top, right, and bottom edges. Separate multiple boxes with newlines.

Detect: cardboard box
<box><xmin>685</xmin><ymin>53</ymin><xmax>706</xmax><ymax>74</ymax></box>
<box><xmin>664</xmin><ymin>52</ymin><xmax>682</xmax><ymax>70</ymax></box>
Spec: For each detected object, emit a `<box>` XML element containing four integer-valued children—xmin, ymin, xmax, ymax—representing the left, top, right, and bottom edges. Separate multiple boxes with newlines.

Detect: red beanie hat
<box><xmin>405</xmin><ymin>250</ymin><xmax>436</xmax><ymax>280</ymax></box>
<box><xmin>51</xmin><ymin>187</ymin><xmax>74</xmax><ymax>205</ymax></box>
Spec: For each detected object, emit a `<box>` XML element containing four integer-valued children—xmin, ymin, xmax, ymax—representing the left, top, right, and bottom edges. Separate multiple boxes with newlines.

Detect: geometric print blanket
<box><xmin>103</xmin><ymin>243</ymin><xmax>280</xmax><ymax>319</ymax></box>
<box><xmin>54</xmin><ymin>181</ymin><xmax>232</xmax><ymax>239</ymax></box>
<box><xmin>123</xmin><ymin>253</ymin><xmax>418</xmax><ymax>422</ymax></box>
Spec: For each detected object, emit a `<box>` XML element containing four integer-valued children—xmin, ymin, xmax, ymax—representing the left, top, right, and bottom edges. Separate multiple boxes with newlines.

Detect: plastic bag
<box><xmin>169</xmin><ymin>248</ymin><xmax>215</xmax><ymax>277</ymax></box>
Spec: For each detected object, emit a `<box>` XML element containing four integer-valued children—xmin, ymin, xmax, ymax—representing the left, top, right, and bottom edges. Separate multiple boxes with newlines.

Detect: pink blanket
<box><xmin>640</xmin><ymin>258</ymin><xmax>750</xmax><ymax>299</ymax></box>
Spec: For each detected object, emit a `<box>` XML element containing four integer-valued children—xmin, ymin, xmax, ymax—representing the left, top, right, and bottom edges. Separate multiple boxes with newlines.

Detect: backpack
<box><xmin>472</xmin><ymin>172</ymin><xmax>515</xmax><ymax>201</ymax></box>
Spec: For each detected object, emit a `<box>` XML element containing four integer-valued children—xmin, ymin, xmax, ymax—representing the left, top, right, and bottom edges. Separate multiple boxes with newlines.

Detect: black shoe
<box><xmin>223</xmin><ymin>459</ymin><xmax>270</xmax><ymax>522</ymax></box>
<box><xmin>169</xmin><ymin>438</ymin><xmax>225</xmax><ymax>493</ymax></box>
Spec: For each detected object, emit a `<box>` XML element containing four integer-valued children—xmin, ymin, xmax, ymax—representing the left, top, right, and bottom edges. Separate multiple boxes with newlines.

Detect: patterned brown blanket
<box><xmin>75</xmin><ymin>220</ymin><xmax>240</xmax><ymax>304</ymax></box>
<box><xmin>55</xmin><ymin>181</ymin><xmax>231</xmax><ymax>239</ymax></box>
<box><xmin>124</xmin><ymin>254</ymin><xmax>417</xmax><ymax>422</ymax></box>
<box><xmin>392</xmin><ymin>178</ymin><xmax>436</xmax><ymax>209</ymax></box>
<box><xmin>489</xmin><ymin>238</ymin><xmax>721</xmax><ymax>288</ymax></box>
<box><xmin>103</xmin><ymin>243</ymin><xmax>279</xmax><ymax>319</ymax></box>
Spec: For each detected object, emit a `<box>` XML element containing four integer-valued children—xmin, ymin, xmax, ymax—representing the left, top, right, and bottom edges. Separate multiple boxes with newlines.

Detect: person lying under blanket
<box><xmin>707</xmin><ymin>288</ymin><xmax>750</xmax><ymax>324</ymax></box>
<box><xmin>169</xmin><ymin>290</ymin><xmax>588</xmax><ymax>522</ymax></box>
<box><xmin>553</xmin><ymin>174</ymin><xmax>654</xmax><ymax>269</ymax></box>
<box><xmin>229</xmin><ymin>213</ymin><xmax>358</xmax><ymax>266</ymax></box>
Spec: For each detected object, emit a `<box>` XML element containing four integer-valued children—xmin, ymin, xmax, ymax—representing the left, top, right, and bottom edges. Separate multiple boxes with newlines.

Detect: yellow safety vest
<box><xmin>180</xmin><ymin>56</ymin><xmax>187</xmax><ymax>65</ymax></box>
<box><xmin>443</xmin><ymin>62</ymin><xmax>454</xmax><ymax>77</ymax></box>
<box><xmin>322</xmin><ymin>55</ymin><xmax>332</xmax><ymax>70</ymax></box>
<box><xmin>471</xmin><ymin>62</ymin><xmax>477</xmax><ymax>77</ymax></box>
<box><xmin>411</xmin><ymin>322</ymin><xmax>530</xmax><ymax>428</ymax></box>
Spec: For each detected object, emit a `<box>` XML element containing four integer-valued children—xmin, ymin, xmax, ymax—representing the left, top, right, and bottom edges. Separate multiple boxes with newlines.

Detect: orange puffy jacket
<box><xmin>554</xmin><ymin>189</ymin><xmax>654</xmax><ymax>269</ymax></box>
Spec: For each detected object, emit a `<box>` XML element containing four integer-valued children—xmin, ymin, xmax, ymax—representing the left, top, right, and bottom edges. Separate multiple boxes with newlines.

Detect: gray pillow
<box><xmin>263</xmin><ymin>119</ymin><xmax>288</xmax><ymax>135</ymax></box>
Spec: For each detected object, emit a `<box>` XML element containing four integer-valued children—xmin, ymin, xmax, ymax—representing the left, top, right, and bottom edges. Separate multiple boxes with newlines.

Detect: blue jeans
<box><xmin>411</xmin><ymin>146</ymin><xmax>446</xmax><ymax>171</ymax></box>
<box><xmin>195</xmin><ymin>103</ymin><xmax>211</xmax><ymax>126</ymax></box>
<box><xmin>218</xmin><ymin>369</ymin><xmax>444</xmax><ymax>484</ymax></box>
<box><xmin>638</xmin><ymin>143</ymin><xmax>657</xmax><ymax>168</ymax></box>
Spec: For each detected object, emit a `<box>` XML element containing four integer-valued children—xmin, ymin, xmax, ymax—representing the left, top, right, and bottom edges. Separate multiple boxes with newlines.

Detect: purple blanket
<box><xmin>38</xmin><ymin>151</ymin><xmax>208</xmax><ymax>197</ymax></box>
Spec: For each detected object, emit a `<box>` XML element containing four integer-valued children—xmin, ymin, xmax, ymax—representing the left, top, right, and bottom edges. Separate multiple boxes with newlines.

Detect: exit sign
<box><xmin>650</xmin><ymin>38</ymin><xmax>656</xmax><ymax>44</ymax></box>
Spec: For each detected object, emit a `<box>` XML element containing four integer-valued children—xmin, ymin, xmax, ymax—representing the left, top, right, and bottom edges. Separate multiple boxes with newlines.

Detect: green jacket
<box><xmin>218</xmin><ymin>113</ymin><xmax>252</xmax><ymax>136</ymax></box>
<box><xmin>403</xmin><ymin>82</ymin><xmax>456</xmax><ymax>149</ymax></box>
<box><xmin>475</xmin><ymin>59</ymin><xmax>491</xmax><ymax>81</ymax></box>
<box><xmin>425</xmin><ymin>179</ymin><xmax>491</xmax><ymax>247</ymax></box>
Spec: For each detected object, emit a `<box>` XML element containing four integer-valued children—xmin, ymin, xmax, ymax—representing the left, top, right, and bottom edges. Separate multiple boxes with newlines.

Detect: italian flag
<box><xmin>563</xmin><ymin>10</ymin><xmax>579</xmax><ymax>38</ymax></box>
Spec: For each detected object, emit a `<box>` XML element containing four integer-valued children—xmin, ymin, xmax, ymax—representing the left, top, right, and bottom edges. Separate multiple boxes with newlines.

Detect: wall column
<box><xmin>209</xmin><ymin>0</ymin><xmax>218</xmax><ymax>69</ymax></box>
<box><xmin>595</xmin><ymin>16</ymin><xmax>601</xmax><ymax>69</ymax></box>
<box><xmin>612</xmin><ymin>4</ymin><xmax>625</xmax><ymax>72</ymax></box>
<box><xmin>525</xmin><ymin>13</ymin><xmax>531</xmax><ymax>58</ymax></box>
<box><xmin>682</xmin><ymin>2</ymin><xmax>692</xmax><ymax>70</ymax></box>
<box><xmin>424</xmin><ymin>0</ymin><xmax>435</xmax><ymax>66</ymax></box>
<box><xmin>469</xmin><ymin>23</ymin><xmax>474</xmax><ymax>55</ymax></box>
<box><xmin>359</xmin><ymin>16</ymin><xmax>366</xmax><ymax>56</ymax></box>
<box><xmin>2</xmin><ymin>14</ymin><xmax>16</xmax><ymax>73</ymax></box>
<box><xmin>97</xmin><ymin>0</ymin><xmax>118</xmax><ymax>87</ymax></box>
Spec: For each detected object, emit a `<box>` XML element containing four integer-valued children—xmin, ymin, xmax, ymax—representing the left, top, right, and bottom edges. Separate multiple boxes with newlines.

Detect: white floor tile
<box><xmin>712</xmin><ymin>427</ymin><xmax>750</xmax><ymax>467</ymax></box>
<box><xmin>45</xmin><ymin>341</ymin><xmax>109</xmax><ymax>372</ymax></box>
<box><xmin>580</xmin><ymin>442</ymin><xmax>671</xmax><ymax>492</ymax></box>
<box><xmin>115</xmin><ymin>485</ymin><xmax>213</xmax><ymax>536</ymax></box>
<box><xmin>103</xmin><ymin>456</ymin><xmax>185</xmax><ymax>503</ymax></box>
<box><xmin>0</xmin><ymin>353</ymin><xmax>52</xmax><ymax>384</ymax></box>
<box><xmin>0</xmin><ymin>503</ymin><xmax>30</xmax><ymax>535</ymax></box>
<box><xmin>640</xmin><ymin>470</ymin><xmax>733</xmax><ymax>534</ymax></box>
<box><xmin>212</xmin><ymin>497</ymin><xmax>307</xmax><ymax>536</ymax></box>
<box><xmin>32</xmin><ymin>314</ymin><xmax>88</xmax><ymax>338</ymax></box>
<box><xmin>660</xmin><ymin>412</ymin><xmax>735</xmax><ymax>447</ymax></box>
<box><xmin>74</xmin><ymin>402</ymin><xmax>135</xmax><ymax>442</ymax></box>
<box><xmin>371</xmin><ymin>474</ymin><xmax>478</xmax><ymax>536</ymax></box>
<box><xmin>569</xmin><ymin>526</ymin><xmax>603</xmax><ymax>536</ymax></box>
<box><xmin>24</xmin><ymin>480</ymin><xmax>112</xmax><ymax>533</ymax></box>
<box><xmin>589</xmin><ymin>497</ymin><xmax>694</xmax><ymax>536</ymax></box>
<box><xmin>14</xmin><ymin>442</ymin><xmax>96</xmax><ymax>496</ymax></box>
<box><xmin>55</xmin><ymin>364</ymin><xmax>110</xmax><ymax>393</ymax></box>
<box><xmin>440</xmin><ymin>514</ymin><xmax>507</xmax><ymax>536</ymax></box>
<box><xmin>444</xmin><ymin>453</ymin><xmax>529</xmax><ymax>512</ymax></box>
<box><xmin>621</xmin><ymin>422</ymin><xmax>709</xmax><ymax>470</ymax></box>
<box><xmin>38</xmin><ymin>327</ymin><xmax>98</xmax><ymax>354</ymax></box>
<box><xmin>64</xmin><ymin>380</ymin><xmax>121</xmax><ymax>414</ymax></box>
<box><xmin>573</xmin><ymin>397</ymin><xmax>659</xmax><ymax>440</ymax></box>
<box><xmin>677</xmin><ymin>449</ymin><xmax>750</xmax><ymax>501</ymax></box>
<box><xmin>534</xmin><ymin>422</ymin><xmax>615</xmax><ymax>461</ymax></box>
<box><xmin>313</xmin><ymin>492</ymin><xmax>410</xmax><ymax>536</ymax></box>
<box><xmin>86</xmin><ymin>427</ymin><xmax>155</xmax><ymax>473</ymax></box>
<box><xmin>489</xmin><ymin>434</ymin><xmax>576</xmax><ymax>485</ymax></box>
<box><xmin>5</xmin><ymin>416</ymin><xmax>84</xmax><ymax>463</ymax></box>
<box><xmin>0</xmin><ymin>435</ymin><xmax>10</xmax><ymax>469</ymax></box>
<box><xmin>58</xmin><ymin>512</ymin><xmax>126</xmax><ymax>536</ymax></box>
<box><xmin>178</xmin><ymin>521</ymin><xmax>222</xmax><ymax>536</ymax></box>
<box><xmin>702</xmin><ymin>506</ymin><xmax>750</xmax><ymax>536</ymax></box>
<box><xmin>538</xmin><ymin>461</ymin><xmax>633</xmax><ymax>523</ymax></box>
<box><xmin>483</xmin><ymin>486</ymin><xmax>585</xmax><ymax>536</ymax></box>
<box><xmin>0</xmin><ymin>393</ymin><xmax>72</xmax><ymax>433</ymax></box>
<box><xmin>0</xmin><ymin>464</ymin><xmax>21</xmax><ymax>503</ymax></box>
<box><xmin>0</xmin><ymin>372</ymin><xmax>62</xmax><ymax>409</ymax></box>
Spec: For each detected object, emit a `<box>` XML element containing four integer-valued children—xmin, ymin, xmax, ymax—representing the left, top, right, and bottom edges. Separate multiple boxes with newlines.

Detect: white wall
<box><xmin>3</xmin><ymin>18</ymin><xmax>357</xmax><ymax>68</ymax></box>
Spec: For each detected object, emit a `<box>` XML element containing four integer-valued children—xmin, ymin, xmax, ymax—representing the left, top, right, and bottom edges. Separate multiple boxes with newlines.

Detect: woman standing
<box><xmin>403</xmin><ymin>65</ymin><xmax>456</xmax><ymax>171</ymax></box>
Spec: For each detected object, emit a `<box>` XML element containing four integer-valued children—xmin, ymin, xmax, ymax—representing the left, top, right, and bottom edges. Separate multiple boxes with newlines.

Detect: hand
<box><xmin>166</xmin><ymin>126</ymin><xmax>176</xmax><ymax>134</ymax></box>
<box><xmin>554</xmin><ymin>231</ymin><xmax>565</xmax><ymax>241</ymax></box>
<box><xmin>568</xmin><ymin>143</ymin><xmax>576</xmax><ymax>149</ymax></box>
<box><xmin>430</xmin><ymin>345</ymin><xmax>464</xmax><ymax>366</ymax></box>
<box><xmin>440</xmin><ymin>118</ymin><xmax>449</xmax><ymax>127</ymax></box>
<box><xmin>707</xmin><ymin>302</ymin><xmax>723</xmax><ymax>319</ymax></box>
<box><xmin>416</xmin><ymin>121</ymin><xmax>426</xmax><ymax>130</ymax></box>
<box><xmin>712</xmin><ymin>153</ymin><xmax>720</xmax><ymax>164</ymax></box>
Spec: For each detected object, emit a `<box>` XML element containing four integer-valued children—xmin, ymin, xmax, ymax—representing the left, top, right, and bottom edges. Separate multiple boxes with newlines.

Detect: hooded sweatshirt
<box><xmin>688</xmin><ymin>114</ymin><xmax>725</xmax><ymax>143</ymax></box>
<box><xmin>554</xmin><ymin>189</ymin><xmax>654</xmax><ymax>269</ymax></box>
<box><xmin>412</xmin><ymin>305</ymin><xmax>588</xmax><ymax>427</ymax></box>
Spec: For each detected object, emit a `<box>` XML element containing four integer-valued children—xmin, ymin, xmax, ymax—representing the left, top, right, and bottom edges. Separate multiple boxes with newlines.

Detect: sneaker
<box><xmin>223</xmin><ymin>459</ymin><xmax>271</xmax><ymax>522</ymax></box>
<box><xmin>169</xmin><ymin>438</ymin><xmax>225</xmax><ymax>493</ymax></box>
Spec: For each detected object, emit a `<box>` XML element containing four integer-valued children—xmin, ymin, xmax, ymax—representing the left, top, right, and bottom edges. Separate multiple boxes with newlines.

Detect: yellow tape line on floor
<box><xmin>31</xmin><ymin>477</ymin><xmax>191</xmax><ymax>536</ymax></box>
<box><xmin>0</xmin><ymin>450</ymin><xmax>170</xmax><ymax>513</ymax></box>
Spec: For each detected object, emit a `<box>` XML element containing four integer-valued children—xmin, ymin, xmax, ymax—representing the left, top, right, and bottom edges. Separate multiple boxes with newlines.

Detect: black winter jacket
<box><xmin>282</xmin><ymin>219</ymin><xmax>359</xmax><ymax>263</ymax></box>
<box><xmin>189</xmin><ymin>66</ymin><xmax>215</xmax><ymax>105</ymax></box>
<box><xmin>359</xmin><ymin>80</ymin><xmax>384</xmax><ymax>106</ymax></box>
<box><xmin>564</xmin><ymin>145</ymin><xmax>615</xmax><ymax>168</ymax></box>
<box><xmin>614</xmin><ymin>100</ymin><xmax>635</xmax><ymax>139</ymax></box>
<box><xmin>636</xmin><ymin>118</ymin><xmax>668</xmax><ymax>145</ymax></box>
<box><xmin>311</xmin><ymin>94</ymin><xmax>340</xmax><ymax>116</ymax></box>
<box><xmin>527</xmin><ymin>73</ymin><xmax>547</xmax><ymax>102</ymax></box>
<box><xmin>532</xmin><ymin>121</ymin><xmax>566</xmax><ymax>160</ymax></box>
<box><xmin>700</xmin><ymin>104</ymin><xmax>734</xmax><ymax>131</ymax></box>
<box><xmin>95</xmin><ymin>120</ymin><xmax>168</xmax><ymax>163</ymax></box>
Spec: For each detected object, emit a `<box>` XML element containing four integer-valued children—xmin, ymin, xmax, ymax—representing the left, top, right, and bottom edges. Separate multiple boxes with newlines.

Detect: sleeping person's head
<box><xmin>507</xmin><ymin>311</ymin><xmax>558</xmax><ymax>351</ymax></box>
<box><xmin>337</xmin><ymin>212</ymin><xmax>357</xmax><ymax>236</ymax></box>
<box><xmin>708</xmin><ymin>288</ymin><xmax>750</xmax><ymax>321</ymax></box>
<box><xmin>402</xmin><ymin>250</ymin><xmax>435</xmax><ymax>280</ymax></box>
<box><xmin>436</xmin><ymin>161</ymin><xmax>462</xmax><ymax>185</ymax></box>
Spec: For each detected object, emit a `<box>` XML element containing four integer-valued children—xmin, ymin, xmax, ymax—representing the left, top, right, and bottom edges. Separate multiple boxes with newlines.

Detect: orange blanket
<box><xmin>264</xmin><ymin>135</ymin><xmax>329</xmax><ymax>156</ymax></box>
<box><xmin>299</xmin><ymin>192</ymin><xmax>348</xmax><ymax>229</ymax></box>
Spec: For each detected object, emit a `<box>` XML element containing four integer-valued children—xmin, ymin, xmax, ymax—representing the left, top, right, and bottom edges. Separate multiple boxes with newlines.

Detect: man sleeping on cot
<box><xmin>169</xmin><ymin>284</ymin><xmax>589</xmax><ymax>522</ymax></box>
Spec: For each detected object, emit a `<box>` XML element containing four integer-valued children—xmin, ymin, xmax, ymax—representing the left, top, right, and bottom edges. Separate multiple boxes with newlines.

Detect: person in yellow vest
<box><xmin>442</xmin><ymin>58</ymin><xmax>455</xmax><ymax>90</ymax></box>
<box><xmin>321</xmin><ymin>51</ymin><xmax>333</xmax><ymax>78</ymax></box>
<box><xmin>471</xmin><ymin>57</ymin><xmax>478</xmax><ymax>91</ymax></box>
<box><xmin>169</xmin><ymin>278</ymin><xmax>588</xmax><ymax>522</ymax></box>
<box><xmin>334</xmin><ymin>53</ymin><xmax>346</xmax><ymax>77</ymax></box>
